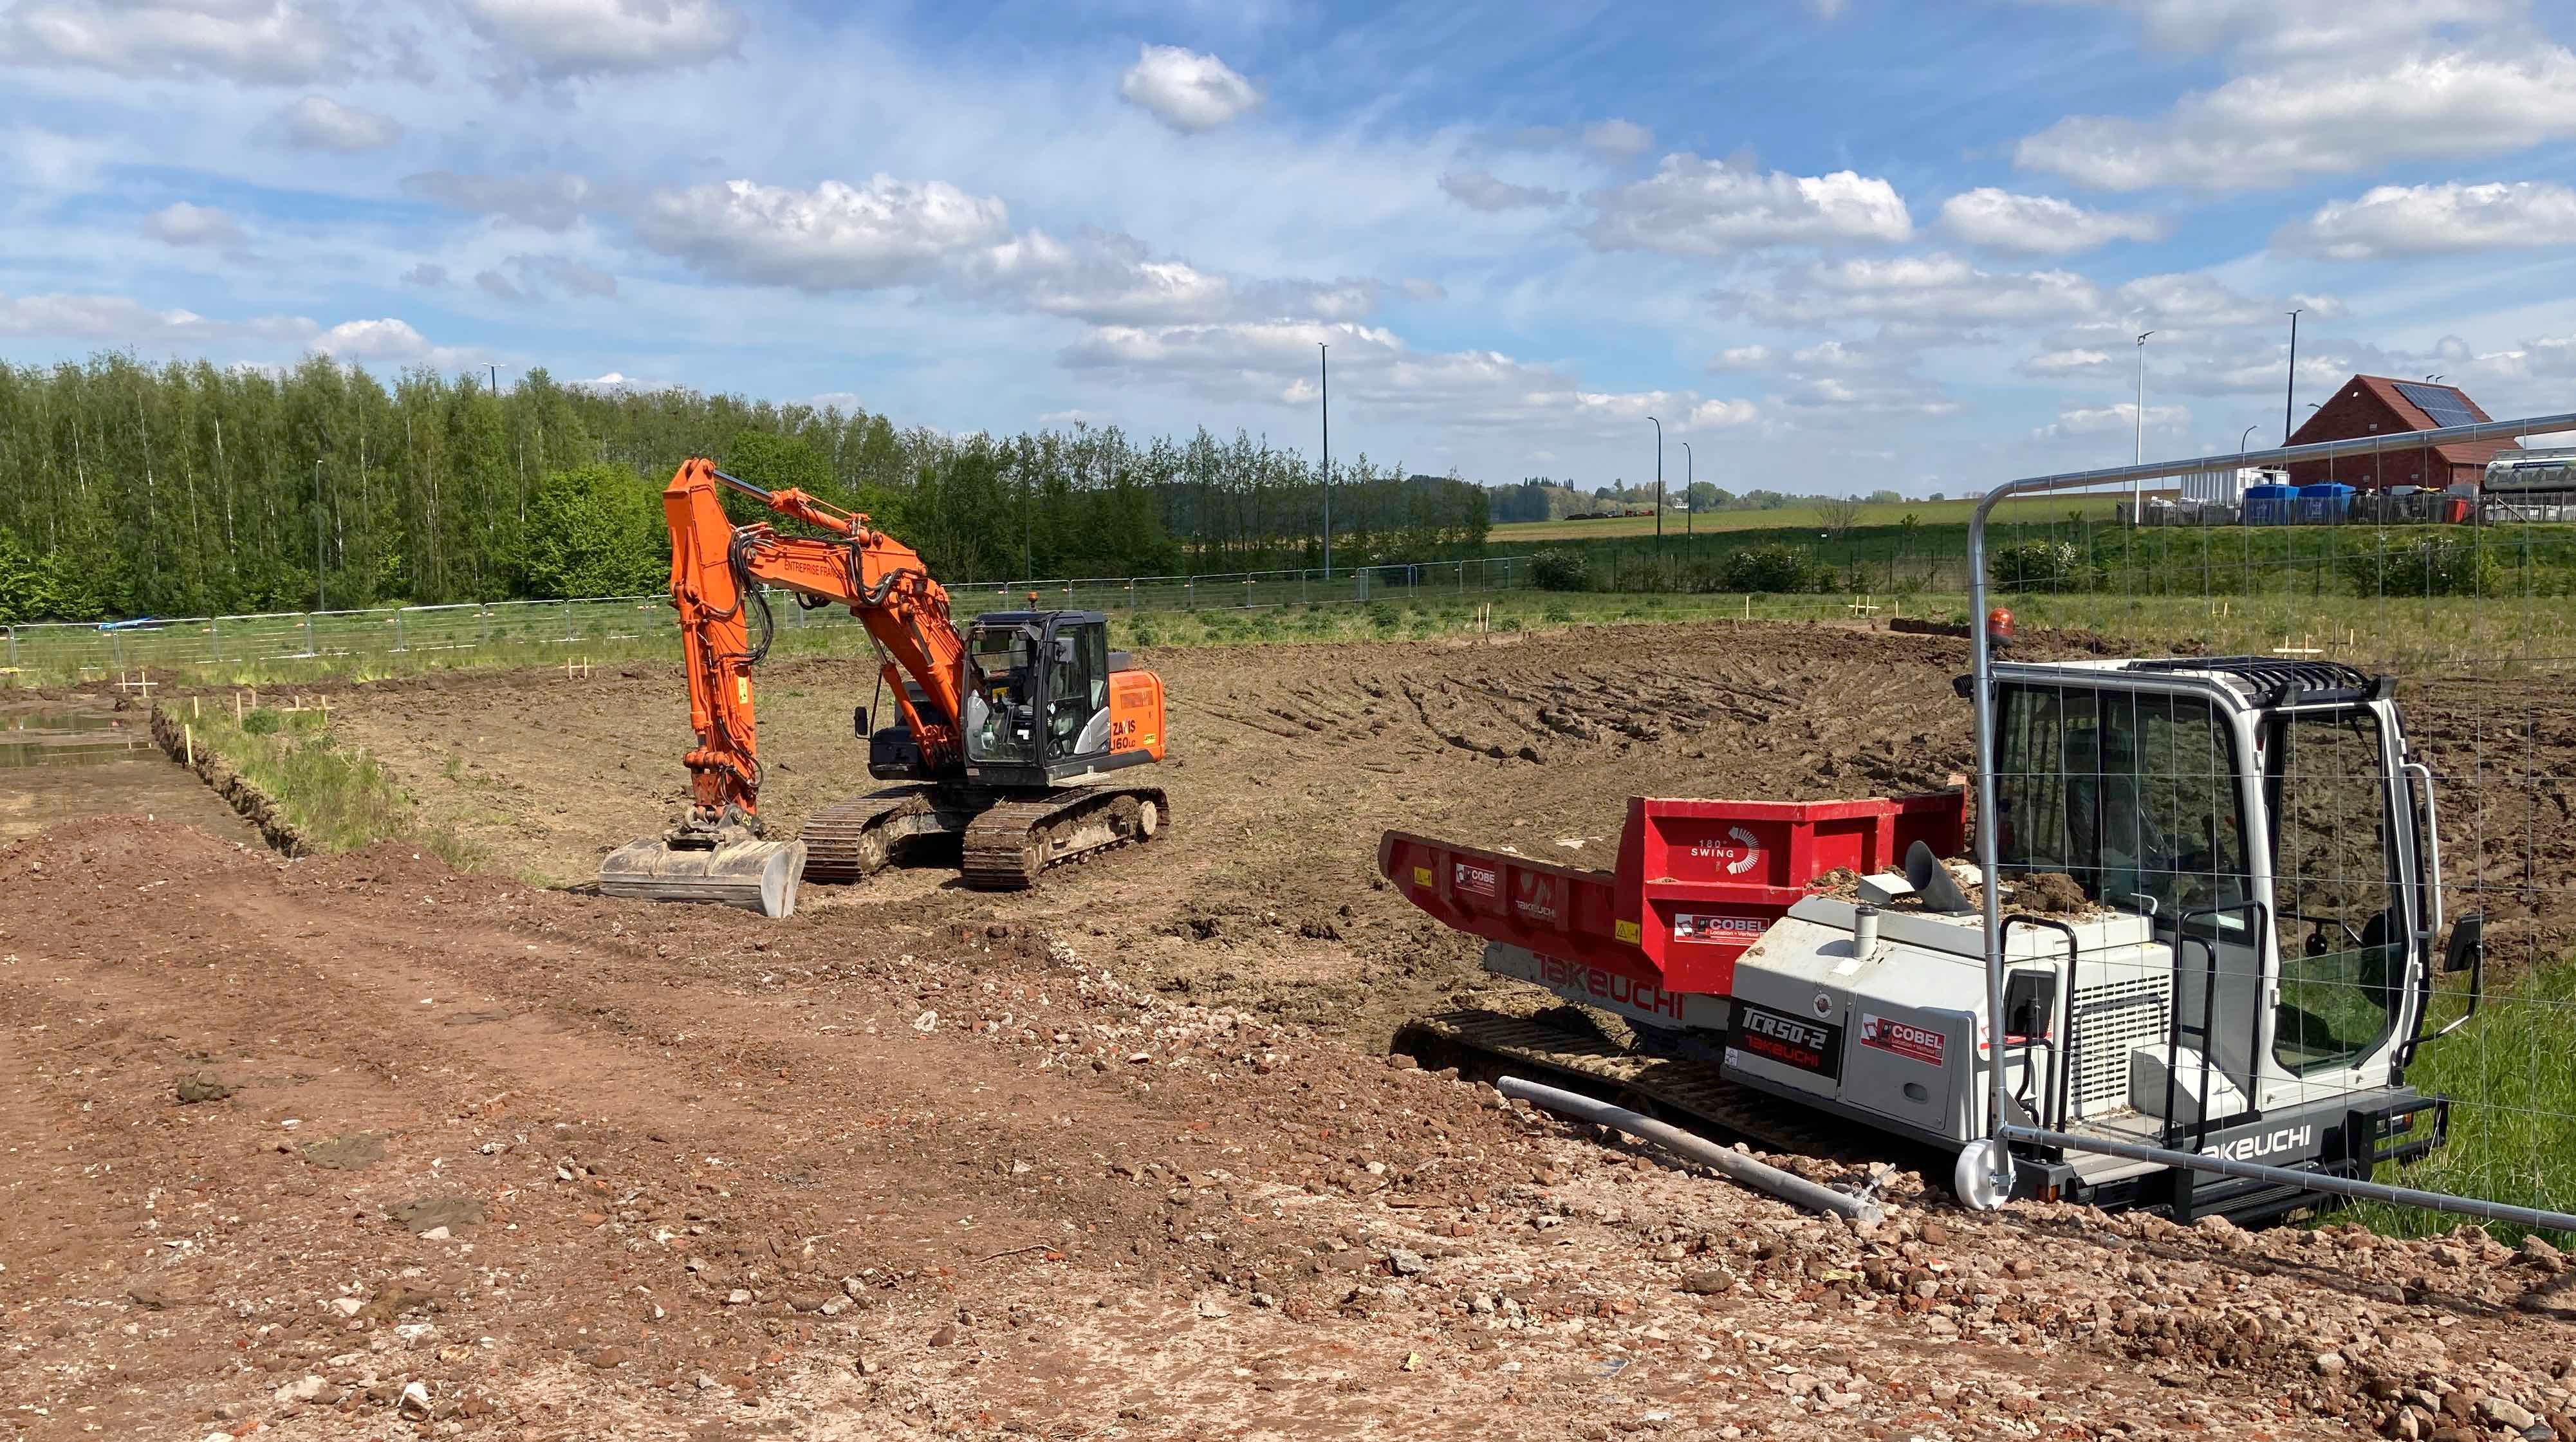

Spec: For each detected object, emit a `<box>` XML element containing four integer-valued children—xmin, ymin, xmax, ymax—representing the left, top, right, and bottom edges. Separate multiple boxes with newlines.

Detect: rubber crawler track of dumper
<box><xmin>799</xmin><ymin>788</ymin><xmax>952</xmax><ymax>882</ymax></box>
<box><xmin>1393</xmin><ymin>1009</ymin><xmax>1860</xmax><ymax>1161</ymax></box>
<box><xmin>959</xmin><ymin>786</ymin><xmax>1169</xmax><ymax>891</ymax></box>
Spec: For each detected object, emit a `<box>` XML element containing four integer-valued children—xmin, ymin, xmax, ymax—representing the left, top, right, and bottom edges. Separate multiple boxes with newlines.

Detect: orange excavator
<box><xmin>597</xmin><ymin>458</ymin><xmax>1171</xmax><ymax>916</ymax></box>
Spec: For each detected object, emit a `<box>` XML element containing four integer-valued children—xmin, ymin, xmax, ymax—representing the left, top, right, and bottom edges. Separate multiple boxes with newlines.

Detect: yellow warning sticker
<box><xmin>736</xmin><ymin>677</ymin><xmax>750</xmax><ymax>705</ymax></box>
<box><xmin>1615</xmin><ymin>919</ymin><xmax>1642</xmax><ymax>944</ymax></box>
<box><xmin>1412</xmin><ymin>866</ymin><xmax>1432</xmax><ymax>889</ymax></box>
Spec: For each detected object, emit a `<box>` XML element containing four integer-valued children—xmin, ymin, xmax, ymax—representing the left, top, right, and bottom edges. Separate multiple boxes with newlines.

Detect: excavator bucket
<box><xmin>597</xmin><ymin>836</ymin><xmax>807</xmax><ymax>918</ymax></box>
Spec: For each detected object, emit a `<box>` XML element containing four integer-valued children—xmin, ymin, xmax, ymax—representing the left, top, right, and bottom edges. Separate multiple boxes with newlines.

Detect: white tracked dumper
<box><xmin>1385</xmin><ymin>655</ymin><xmax>2480</xmax><ymax>1224</ymax></box>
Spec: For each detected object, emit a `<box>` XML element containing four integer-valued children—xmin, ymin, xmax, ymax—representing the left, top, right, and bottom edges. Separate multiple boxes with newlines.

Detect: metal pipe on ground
<box><xmin>1497</xmin><ymin>1075</ymin><xmax>1884</xmax><ymax>1226</ymax></box>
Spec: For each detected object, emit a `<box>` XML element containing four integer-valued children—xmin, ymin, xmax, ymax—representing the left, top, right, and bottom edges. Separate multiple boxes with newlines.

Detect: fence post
<box><xmin>394</xmin><ymin>607</ymin><xmax>405</xmax><ymax>652</ymax></box>
<box><xmin>562</xmin><ymin>598</ymin><xmax>573</xmax><ymax>643</ymax></box>
<box><xmin>4</xmin><ymin>625</ymin><xmax>13</xmax><ymax>672</ymax></box>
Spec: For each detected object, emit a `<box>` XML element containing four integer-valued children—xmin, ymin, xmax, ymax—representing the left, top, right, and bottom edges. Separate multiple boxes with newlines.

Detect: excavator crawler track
<box><xmin>959</xmin><ymin>786</ymin><xmax>1169</xmax><ymax>891</ymax></box>
<box><xmin>799</xmin><ymin>788</ymin><xmax>951</xmax><ymax>883</ymax></box>
<box><xmin>1394</xmin><ymin>1009</ymin><xmax>1863</xmax><ymax>1161</ymax></box>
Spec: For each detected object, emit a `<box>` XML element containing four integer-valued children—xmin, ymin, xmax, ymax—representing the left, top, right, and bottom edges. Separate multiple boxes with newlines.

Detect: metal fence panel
<box><xmin>1961</xmin><ymin>410</ymin><xmax>2576</xmax><ymax>1235</ymax></box>
<box><xmin>1</xmin><ymin>557</ymin><xmax>1532</xmax><ymax>682</ymax></box>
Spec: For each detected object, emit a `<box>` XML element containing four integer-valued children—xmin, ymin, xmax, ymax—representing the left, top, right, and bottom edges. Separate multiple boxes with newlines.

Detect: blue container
<box><xmin>2243</xmin><ymin>483</ymin><xmax>2295</xmax><ymax>525</ymax></box>
<box><xmin>2295</xmin><ymin>483</ymin><xmax>2355</xmax><ymax>524</ymax></box>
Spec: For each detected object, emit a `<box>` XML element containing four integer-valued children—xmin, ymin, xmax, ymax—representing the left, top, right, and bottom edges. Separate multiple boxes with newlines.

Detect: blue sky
<box><xmin>5</xmin><ymin>0</ymin><xmax>2575</xmax><ymax>495</ymax></box>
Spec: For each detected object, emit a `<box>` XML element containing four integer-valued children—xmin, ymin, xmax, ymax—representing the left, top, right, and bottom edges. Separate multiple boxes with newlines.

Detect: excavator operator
<box><xmin>965</xmin><ymin>625</ymin><xmax>1033</xmax><ymax>761</ymax></box>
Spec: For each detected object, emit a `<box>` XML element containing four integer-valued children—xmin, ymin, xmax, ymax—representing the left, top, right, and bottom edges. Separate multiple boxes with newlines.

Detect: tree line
<box><xmin>1487</xmin><ymin>476</ymin><xmax>1911</xmax><ymax>522</ymax></box>
<box><xmin>0</xmin><ymin>351</ymin><xmax>1490</xmax><ymax>623</ymax></box>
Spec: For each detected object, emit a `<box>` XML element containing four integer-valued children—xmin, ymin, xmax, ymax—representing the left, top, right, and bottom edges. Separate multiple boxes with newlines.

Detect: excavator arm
<box><xmin>660</xmin><ymin>457</ymin><xmax>966</xmax><ymax>839</ymax></box>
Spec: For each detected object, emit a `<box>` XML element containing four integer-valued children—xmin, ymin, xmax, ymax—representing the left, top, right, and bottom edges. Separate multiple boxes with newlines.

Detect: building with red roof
<box><xmin>2281</xmin><ymin>375</ymin><xmax>2515</xmax><ymax>490</ymax></box>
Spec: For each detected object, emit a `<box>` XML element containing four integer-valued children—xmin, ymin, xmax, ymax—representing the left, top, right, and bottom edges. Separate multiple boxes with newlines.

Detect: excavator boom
<box><xmin>656</xmin><ymin>458</ymin><xmax>967</xmax><ymax>827</ymax></box>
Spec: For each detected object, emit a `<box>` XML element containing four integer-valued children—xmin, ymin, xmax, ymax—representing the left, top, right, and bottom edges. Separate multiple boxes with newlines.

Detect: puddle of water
<box><xmin>0</xmin><ymin>703</ymin><xmax>258</xmax><ymax>844</ymax></box>
<box><xmin>0</xmin><ymin>712</ymin><xmax>153</xmax><ymax>768</ymax></box>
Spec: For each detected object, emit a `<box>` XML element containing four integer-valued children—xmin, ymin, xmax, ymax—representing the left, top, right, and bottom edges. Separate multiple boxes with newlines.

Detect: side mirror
<box><xmin>2442</xmin><ymin>911</ymin><xmax>2483</xmax><ymax>974</ymax></box>
<box><xmin>851</xmin><ymin>706</ymin><xmax>871</xmax><ymax>740</ymax></box>
<box><xmin>2412</xmin><ymin>910</ymin><xmax>2488</xmax><ymax>1057</ymax></box>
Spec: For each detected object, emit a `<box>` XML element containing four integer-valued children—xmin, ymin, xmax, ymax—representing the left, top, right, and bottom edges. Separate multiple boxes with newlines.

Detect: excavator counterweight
<box><xmin>598</xmin><ymin>459</ymin><xmax>1171</xmax><ymax>916</ymax></box>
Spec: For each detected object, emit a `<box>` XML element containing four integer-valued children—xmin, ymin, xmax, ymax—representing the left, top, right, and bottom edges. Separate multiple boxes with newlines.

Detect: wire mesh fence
<box><xmin>1964</xmin><ymin>411</ymin><xmax>2576</xmax><ymax>1236</ymax></box>
<box><xmin>0</xmin><ymin>556</ymin><xmax>1533</xmax><ymax>682</ymax></box>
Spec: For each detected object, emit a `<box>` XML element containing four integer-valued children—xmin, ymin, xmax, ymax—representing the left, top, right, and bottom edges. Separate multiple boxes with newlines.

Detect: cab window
<box><xmin>2270</xmin><ymin>708</ymin><xmax>2405</xmax><ymax>1075</ymax></box>
<box><xmin>1992</xmin><ymin>685</ymin><xmax>2249</xmax><ymax>918</ymax></box>
<box><xmin>964</xmin><ymin>625</ymin><xmax>1035</xmax><ymax>764</ymax></box>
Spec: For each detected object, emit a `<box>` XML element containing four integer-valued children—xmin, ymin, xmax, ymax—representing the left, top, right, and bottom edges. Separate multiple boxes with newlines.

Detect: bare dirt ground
<box><xmin>8</xmin><ymin>621</ymin><xmax>2576</xmax><ymax>1442</ymax></box>
<box><xmin>334</xmin><ymin>623</ymin><xmax>1983</xmax><ymax>1048</ymax></box>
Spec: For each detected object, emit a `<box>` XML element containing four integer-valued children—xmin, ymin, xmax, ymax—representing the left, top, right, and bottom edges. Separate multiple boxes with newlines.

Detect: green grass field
<box><xmin>1490</xmin><ymin>494</ymin><xmax>2130</xmax><ymax>542</ymax></box>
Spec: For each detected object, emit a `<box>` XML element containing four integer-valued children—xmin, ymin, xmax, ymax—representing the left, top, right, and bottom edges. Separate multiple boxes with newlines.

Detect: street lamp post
<box><xmin>2131</xmin><ymin>331</ymin><xmax>2154</xmax><ymax>523</ymax></box>
<box><xmin>315</xmin><ymin>458</ymin><xmax>325</xmax><ymax>612</ymax></box>
<box><xmin>1681</xmin><ymin>441</ymin><xmax>1693</xmax><ymax>540</ymax></box>
<box><xmin>1318</xmin><ymin>342</ymin><xmax>1331</xmax><ymax>581</ymax></box>
<box><xmin>1649</xmin><ymin>415</ymin><xmax>1663</xmax><ymax>551</ymax></box>
<box><xmin>2283</xmin><ymin>308</ymin><xmax>2301</xmax><ymax>445</ymax></box>
<box><xmin>2239</xmin><ymin>425</ymin><xmax>2257</xmax><ymax>456</ymax></box>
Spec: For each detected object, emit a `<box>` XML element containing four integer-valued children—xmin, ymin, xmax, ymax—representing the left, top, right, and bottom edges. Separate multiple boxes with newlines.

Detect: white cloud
<box><xmin>1580</xmin><ymin>118</ymin><xmax>1654</xmax><ymax>160</ymax></box>
<box><xmin>1400</xmin><ymin>278</ymin><xmax>1445</xmax><ymax>302</ymax></box>
<box><xmin>0</xmin><ymin>126</ymin><xmax>118</xmax><ymax>196</ymax></box>
<box><xmin>474</xmin><ymin>254</ymin><xmax>618</xmax><ymax>302</ymax></box>
<box><xmin>1438</xmin><ymin>170</ymin><xmax>1566</xmax><ymax>212</ymax></box>
<box><xmin>311</xmin><ymin>317</ymin><xmax>477</xmax><ymax>369</ymax></box>
<box><xmin>2275</xmin><ymin>181</ymin><xmax>2576</xmax><ymax>259</ymax></box>
<box><xmin>142</xmin><ymin>201</ymin><xmax>244</xmax><ymax>248</ymax></box>
<box><xmin>1061</xmin><ymin>318</ymin><xmax>1756</xmax><ymax>437</ymax></box>
<box><xmin>0</xmin><ymin>291</ymin><xmax>473</xmax><ymax>368</ymax></box>
<box><xmin>1709</xmin><ymin>344</ymin><xmax>1774</xmax><ymax>371</ymax></box>
<box><xmin>1751</xmin><ymin>340</ymin><xmax>1961</xmax><ymax>418</ymax></box>
<box><xmin>2021</xmin><ymin>347</ymin><xmax>2113</xmax><ymax>374</ymax></box>
<box><xmin>2067</xmin><ymin>0</ymin><xmax>2521</xmax><ymax>60</ymax></box>
<box><xmin>1938</xmin><ymin>187</ymin><xmax>2165</xmax><ymax>254</ymax></box>
<box><xmin>281</xmin><ymin>95</ymin><xmax>399</xmax><ymax>152</ymax></box>
<box><xmin>1586</xmin><ymin>155</ymin><xmax>1913</xmax><ymax>256</ymax></box>
<box><xmin>2017</xmin><ymin>47</ymin><xmax>2576</xmax><ymax>190</ymax></box>
<box><xmin>1118</xmin><ymin>44</ymin><xmax>1261</xmax><ymax>133</ymax></box>
<box><xmin>1805</xmin><ymin>0</ymin><xmax>1849</xmax><ymax>17</ymax></box>
<box><xmin>400</xmin><ymin>262</ymin><xmax>447</xmax><ymax>287</ymax></box>
<box><xmin>2034</xmin><ymin>401</ymin><xmax>2191</xmax><ymax>440</ymax></box>
<box><xmin>402</xmin><ymin>171</ymin><xmax>596</xmax><ymax>230</ymax></box>
<box><xmin>967</xmin><ymin>228</ymin><xmax>1235</xmax><ymax>324</ymax></box>
<box><xmin>634</xmin><ymin>176</ymin><xmax>1010</xmax><ymax>290</ymax></box>
<box><xmin>0</xmin><ymin>291</ymin><xmax>240</xmax><ymax>343</ymax></box>
<box><xmin>572</xmin><ymin>371</ymin><xmax>663</xmax><ymax>392</ymax></box>
<box><xmin>1737</xmin><ymin>253</ymin><xmax>2099</xmax><ymax>326</ymax></box>
<box><xmin>0</xmin><ymin>0</ymin><xmax>348</xmax><ymax>83</ymax></box>
<box><xmin>461</xmin><ymin>0</ymin><xmax>742</xmax><ymax>77</ymax></box>
<box><xmin>1687</xmin><ymin>398</ymin><xmax>1759</xmax><ymax>428</ymax></box>
<box><xmin>2115</xmin><ymin>271</ymin><xmax>2316</xmax><ymax>330</ymax></box>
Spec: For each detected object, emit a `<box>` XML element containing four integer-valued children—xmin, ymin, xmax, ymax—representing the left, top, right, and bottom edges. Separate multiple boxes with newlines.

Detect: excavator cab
<box><xmin>958</xmin><ymin>610</ymin><xmax>1162</xmax><ymax>790</ymax></box>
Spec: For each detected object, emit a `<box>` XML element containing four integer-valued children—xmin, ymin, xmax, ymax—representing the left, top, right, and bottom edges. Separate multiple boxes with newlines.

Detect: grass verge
<box><xmin>180</xmin><ymin>701</ymin><xmax>481</xmax><ymax>869</ymax></box>
<box><xmin>2351</xmin><ymin>962</ymin><xmax>2576</xmax><ymax>1245</ymax></box>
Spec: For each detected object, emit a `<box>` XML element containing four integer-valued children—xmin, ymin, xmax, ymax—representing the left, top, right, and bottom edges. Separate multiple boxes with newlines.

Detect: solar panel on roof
<box><xmin>2394</xmin><ymin>381</ymin><xmax>2481</xmax><ymax>430</ymax></box>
